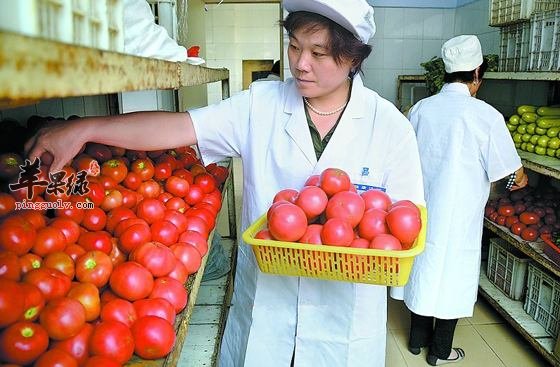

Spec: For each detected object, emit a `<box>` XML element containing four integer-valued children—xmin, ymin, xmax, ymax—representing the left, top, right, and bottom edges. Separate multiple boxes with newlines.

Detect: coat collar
<box><xmin>282</xmin><ymin>75</ymin><xmax>368</xmax><ymax>167</ymax></box>
<box><xmin>441</xmin><ymin>82</ymin><xmax>471</xmax><ymax>96</ymax></box>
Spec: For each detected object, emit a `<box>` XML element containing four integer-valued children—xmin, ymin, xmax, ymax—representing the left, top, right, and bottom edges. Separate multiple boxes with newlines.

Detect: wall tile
<box><xmin>403</xmin><ymin>9</ymin><xmax>424</xmax><ymax>39</ymax></box>
<box><xmin>422</xmin><ymin>10</ymin><xmax>444</xmax><ymax>39</ymax></box>
<box><xmin>383</xmin><ymin>8</ymin><xmax>404</xmax><ymax>38</ymax></box>
<box><xmin>442</xmin><ymin>9</ymin><xmax>456</xmax><ymax>39</ymax></box>
<box><xmin>368</xmin><ymin>38</ymin><xmax>385</xmax><ymax>69</ymax></box>
<box><xmin>372</xmin><ymin>7</ymin><xmax>385</xmax><ymax>38</ymax></box>
<box><xmin>383</xmin><ymin>39</ymin><xmax>404</xmax><ymax>69</ymax></box>
<box><xmin>403</xmin><ymin>39</ymin><xmax>423</xmax><ymax>69</ymax></box>
<box><xmin>421</xmin><ymin>39</ymin><xmax>443</xmax><ymax>61</ymax></box>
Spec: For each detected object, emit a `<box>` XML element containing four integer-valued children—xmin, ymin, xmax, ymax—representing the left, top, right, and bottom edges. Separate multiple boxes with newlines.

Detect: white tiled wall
<box><xmin>204</xmin><ymin>3</ymin><xmax>281</xmax><ymax>104</ymax></box>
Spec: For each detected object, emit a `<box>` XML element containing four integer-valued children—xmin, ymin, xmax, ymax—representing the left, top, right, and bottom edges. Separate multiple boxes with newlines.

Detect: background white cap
<box><xmin>441</xmin><ymin>35</ymin><xmax>483</xmax><ymax>73</ymax></box>
<box><xmin>283</xmin><ymin>0</ymin><xmax>376</xmax><ymax>44</ymax></box>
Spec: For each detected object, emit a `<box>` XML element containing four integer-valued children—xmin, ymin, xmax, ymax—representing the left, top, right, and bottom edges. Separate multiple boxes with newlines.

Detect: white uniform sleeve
<box><xmin>483</xmin><ymin>115</ymin><xmax>522</xmax><ymax>183</ymax></box>
<box><xmin>189</xmin><ymin>90</ymin><xmax>252</xmax><ymax>165</ymax></box>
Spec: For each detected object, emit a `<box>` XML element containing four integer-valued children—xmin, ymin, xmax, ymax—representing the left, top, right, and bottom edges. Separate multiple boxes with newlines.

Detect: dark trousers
<box><xmin>409</xmin><ymin>312</ymin><xmax>458</xmax><ymax>359</ymax></box>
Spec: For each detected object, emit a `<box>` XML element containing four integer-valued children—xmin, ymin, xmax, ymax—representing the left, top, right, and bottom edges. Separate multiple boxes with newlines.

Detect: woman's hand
<box><xmin>25</xmin><ymin>119</ymin><xmax>91</xmax><ymax>173</ymax></box>
<box><xmin>510</xmin><ymin>167</ymin><xmax>528</xmax><ymax>191</ymax></box>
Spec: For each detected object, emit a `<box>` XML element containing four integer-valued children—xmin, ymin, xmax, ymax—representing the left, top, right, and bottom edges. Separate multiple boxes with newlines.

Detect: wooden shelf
<box><xmin>485</xmin><ymin>72</ymin><xmax>560</xmax><ymax>81</ymax></box>
<box><xmin>517</xmin><ymin>150</ymin><xmax>560</xmax><ymax>180</ymax></box>
<box><xmin>0</xmin><ymin>31</ymin><xmax>229</xmax><ymax>106</ymax></box>
<box><xmin>479</xmin><ymin>272</ymin><xmax>559</xmax><ymax>366</ymax></box>
<box><xmin>484</xmin><ymin>218</ymin><xmax>560</xmax><ymax>277</ymax></box>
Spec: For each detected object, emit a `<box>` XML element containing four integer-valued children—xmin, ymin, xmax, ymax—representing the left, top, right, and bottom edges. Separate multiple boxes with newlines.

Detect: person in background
<box><xmin>398</xmin><ymin>35</ymin><xmax>528</xmax><ymax>366</ymax></box>
<box><xmin>259</xmin><ymin>60</ymin><xmax>282</xmax><ymax>81</ymax></box>
<box><xmin>26</xmin><ymin>1</ymin><xmax>425</xmax><ymax>365</ymax></box>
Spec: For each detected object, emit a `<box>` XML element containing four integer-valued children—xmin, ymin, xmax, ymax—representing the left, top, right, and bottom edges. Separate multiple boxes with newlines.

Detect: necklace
<box><xmin>303</xmin><ymin>97</ymin><xmax>348</xmax><ymax>116</ymax></box>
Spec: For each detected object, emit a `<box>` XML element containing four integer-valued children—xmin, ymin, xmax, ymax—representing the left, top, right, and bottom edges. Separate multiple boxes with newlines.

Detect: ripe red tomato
<box><xmin>0</xmin><ymin>192</ymin><xmax>16</xmax><ymax>217</ymax></box>
<box><xmin>64</xmin><ymin>244</ymin><xmax>87</xmax><ymax>262</ymax></box>
<box><xmin>255</xmin><ymin>229</ymin><xmax>274</xmax><ymax>240</ymax></box>
<box><xmin>0</xmin><ymin>216</ymin><xmax>37</xmax><ymax>255</ymax></box>
<box><xmin>299</xmin><ymin>224</ymin><xmax>323</xmax><ymax>245</ymax></box>
<box><xmin>385</xmin><ymin>205</ymin><xmax>422</xmax><ymax>246</ymax></box>
<box><xmin>321</xmin><ymin>218</ymin><xmax>354</xmax><ymax>247</ymax></box>
<box><xmin>138</xmin><ymin>179</ymin><xmax>162</xmax><ymax>199</ymax></box>
<box><xmin>20</xmin><ymin>210</ymin><xmax>47</xmax><ymax>230</ymax></box>
<box><xmin>496</xmin><ymin>215</ymin><xmax>507</xmax><ymax>226</ymax></box>
<box><xmin>75</xmin><ymin>250</ymin><xmax>113</xmax><ymax>288</ymax></box>
<box><xmin>151</xmin><ymin>220</ymin><xmax>180</xmax><ymax>246</ymax></box>
<box><xmin>101</xmin><ymin>159</ymin><xmax>128</xmax><ymax>184</ymax></box>
<box><xmin>32</xmin><ymin>226</ymin><xmax>67</xmax><ymax>257</ymax></box>
<box><xmin>361</xmin><ymin>189</ymin><xmax>392</xmax><ymax>211</ymax></box>
<box><xmin>34</xmin><ymin>346</ymin><xmax>79</xmax><ymax>367</ymax></box>
<box><xmin>184</xmin><ymin>215</ymin><xmax>210</xmax><ymax>238</ymax></box>
<box><xmin>325</xmin><ymin>191</ymin><xmax>365</xmax><ymax>228</ymax></box>
<box><xmin>304</xmin><ymin>174</ymin><xmax>320</xmax><ymax>187</ymax></box>
<box><xmin>167</xmin><ymin>259</ymin><xmax>189</xmax><ymax>284</ymax></box>
<box><xmin>0</xmin><ymin>279</ymin><xmax>24</xmax><ymax>327</ymax></box>
<box><xmin>40</xmin><ymin>297</ymin><xmax>86</xmax><ymax>340</ymax></box>
<box><xmin>295</xmin><ymin>186</ymin><xmax>328</xmax><ymax>220</ymax></box>
<box><xmin>85</xmin><ymin>181</ymin><xmax>105</xmax><ymax>206</ymax></box>
<box><xmin>164</xmin><ymin>209</ymin><xmax>188</xmax><ymax>233</ymax></box>
<box><xmin>133</xmin><ymin>298</ymin><xmax>176</xmax><ymax>325</ymax></box>
<box><xmin>273</xmin><ymin>188</ymin><xmax>299</xmax><ymax>204</ymax></box>
<box><xmin>520</xmin><ymin>212</ymin><xmax>540</xmax><ymax>225</ymax></box>
<box><xmin>110</xmin><ymin>261</ymin><xmax>154</xmax><ymax>301</ymax></box>
<box><xmin>19</xmin><ymin>253</ymin><xmax>42</xmax><ymax>274</ymax></box>
<box><xmin>100</xmin><ymin>189</ymin><xmax>123</xmax><ymax>212</ymax></box>
<box><xmin>123</xmin><ymin>171</ymin><xmax>142</xmax><ymax>190</ymax></box>
<box><xmin>171</xmin><ymin>243</ymin><xmax>202</xmax><ymax>274</ymax></box>
<box><xmin>173</xmin><ymin>168</ymin><xmax>194</xmax><ymax>183</ymax></box>
<box><xmin>43</xmin><ymin>251</ymin><xmax>75</xmax><ymax>279</ymax></box>
<box><xmin>358</xmin><ymin>208</ymin><xmax>389</xmax><ymax>240</ymax></box>
<box><xmin>78</xmin><ymin>231</ymin><xmax>113</xmax><ymax>254</ymax></box>
<box><xmin>50</xmin><ymin>217</ymin><xmax>81</xmax><ymax>245</ymax></box>
<box><xmin>51</xmin><ymin>323</ymin><xmax>93</xmax><ymax>365</ymax></box>
<box><xmin>101</xmin><ymin>298</ymin><xmax>137</xmax><ymax>327</ymax></box>
<box><xmin>166</xmin><ymin>197</ymin><xmax>188</xmax><ymax>212</ymax></box>
<box><xmin>0</xmin><ymin>321</ymin><xmax>49</xmax><ymax>365</ymax></box>
<box><xmin>178</xmin><ymin>230</ymin><xmax>208</xmax><ymax>256</ymax></box>
<box><xmin>498</xmin><ymin>205</ymin><xmax>515</xmax><ymax>217</ymax></box>
<box><xmin>81</xmin><ymin>207</ymin><xmax>108</xmax><ymax>231</ymax></box>
<box><xmin>177</xmin><ymin>152</ymin><xmax>198</xmax><ymax>170</ymax></box>
<box><xmin>129</xmin><ymin>241</ymin><xmax>177</xmax><ymax>277</ymax></box>
<box><xmin>154</xmin><ymin>162</ymin><xmax>173</xmax><ymax>181</ymax></box>
<box><xmin>67</xmin><ymin>282</ymin><xmax>101</xmax><ymax>322</ymax></box>
<box><xmin>187</xmin><ymin>207</ymin><xmax>216</xmax><ymax>231</ymax></box>
<box><xmin>319</xmin><ymin>168</ymin><xmax>351</xmax><ymax>197</ymax></box>
<box><xmin>0</xmin><ymin>251</ymin><xmax>21</xmax><ymax>281</ymax></box>
<box><xmin>521</xmin><ymin>227</ymin><xmax>539</xmax><ymax>242</ymax></box>
<box><xmin>166</xmin><ymin>176</ymin><xmax>191</xmax><ymax>197</ymax></box>
<box><xmin>105</xmin><ymin>207</ymin><xmax>136</xmax><ymax>234</ymax></box>
<box><xmin>510</xmin><ymin>222</ymin><xmax>526</xmax><ymax>236</ymax></box>
<box><xmin>149</xmin><ymin>276</ymin><xmax>188</xmax><ymax>313</ymax></box>
<box><xmin>137</xmin><ymin>198</ymin><xmax>166</xmax><ymax>224</ymax></box>
<box><xmin>131</xmin><ymin>158</ymin><xmax>155</xmax><ymax>181</ymax></box>
<box><xmin>389</xmin><ymin>200</ymin><xmax>420</xmax><ymax>215</ymax></box>
<box><xmin>268</xmin><ymin>203</ymin><xmax>308</xmax><ymax>242</ymax></box>
<box><xmin>119</xmin><ymin>223</ymin><xmax>152</xmax><ymax>254</ymax></box>
<box><xmin>370</xmin><ymin>234</ymin><xmax>402</xmax><ymax>250</ymax></box>
<box><xmin>19</xmin><ymin>282</ymin><xmax>45</xmax><ymax>322</ymax></box>
<box><xmin>89</xmin><ymin>320</ymin><xmax>135</xmax><ymax>364</ymax></box>
<box><xmin>184</xmin><ymin>183</ymin><xmax>204</xmax><ymax>205</ymax></box>
<box><xmin>131</xmin><ymin>316</ymin><xmax>176</xmax><ymax>360</ymax></box>
<box><xmin>350</xmin><ymin>238</ymin><xmax>370</xmax><ymax>249</ymax></box>
<box><xmin>23</xmin><ymin>267</ymin><xmax>72</xmax><ymax>302</ymax></box>
<box><xmin>84</xmin><ymin>355</ymin><xmax>122</xmax><ymax>367</ymax></box>
<box><xmin>194</xmin><ymin>173</ymin><xmax>217</xmax><ymax>194</ymax></box>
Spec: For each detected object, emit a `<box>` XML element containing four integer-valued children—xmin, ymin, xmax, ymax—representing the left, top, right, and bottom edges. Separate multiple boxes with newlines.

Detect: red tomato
<box><xmin>34</xmin><ymin>345</ymin><xmax>78</xmax><ymax>367</ymax></box>
<box><xmin>184</xmin><ymin>184</ymin><xmax>204</xmax><ymax>206</ymax></box>
<box><xmin>488</xmin><ymin>212</ymin><xmax>499</xmax><ymax>222</ymax></box>
<box><xmin>114</xmin><ymin>217</ymin><xmax>148</xmax><ymax>237</ymax></box>
<box><xmin>267</xmin><ymin>200</ymin><xmax>290</xmax><ymax>221</ymax></box>
<box><xmin>64</xmin><ymin>244</ymin><xmax>87</xmax><ymax>262</ymax></box>
<box><xmin>321</xmin><ymin>218</ymin><xmax>354</xmax><ymax>246</ymax></box>
<box><xmin>19</xmin><ymin>253</ymin><xmax>42</xmax><ymax>275</ymax></box>
<box><xmin>177</xmin><ymin>152</ymin><xmax>198</xmax><ymax>170</ymax></box>
<box><xmin>520</xmin><ymin>212</ymin><xmax>540</xmax><ymax>225</ymax></box>
<box><xmin>78</xmin><ymin>231</ymin><xmax>113</xmax><ymax>254</ymax></box>
<box><xmin>84</xmin><ymin>355</ymin><xmax>122</xmax><ymax>367</ymax></box>
<box><xmin>166</xmin><ymin>176</ymin><xmax>190</xmax><ymax>197</ymax></box>
<box><xmin>100</xmin><ymin>189</ymin><xmax>123</xmax><ymax>212</ymax></box>
<box><xmin>80</xmin><ymin>207</ymin><xmax>107</xmax><ymax>232</ymax></box>
<box><xmin>167</xmin><ymin>259</ymin><xmax>189</xmax><ymax>284</ymax></box>
<box><xmin>187</xmin><ymin>207</ymin><xmax>216</xmax><ymax>231</ymax></box>
<box><xmin>0</xmin><ymin>216</ymin><xmax>37</xmax><ymax>255</ymax></box>
<box><xmin>131</xmin><ymin>316</ymin><xmax>175</xmax><ymax>360</ymax></box>
<box><xmin>149</xmin><ymin>276</ymin><xmax>188</xmax><ymax>313</ymax></box>
<box><xmin>273</xmin><ymin>188</ymin><xmax>299</xmax><ymax>204</ymax></box>
<box><xmin>131</xmin><ymin>158</ymin><xmax>155</xmax><ymax>181</ymax></box>
<box><xmin>23</xmin><ymin>267</ymin><xmax>72</xmax><ymax>302</ymax></box>
<box><xmin>304</xmin><ymin>174</ymin><xmax>320</xmax><ymax>187</ymax></box>
<box><xmin>521</xmin><ymin>227</ymin><xmax>539</xmax><ymax>242</ymax></box>
<box><xmin>389</xmin><ymin>200</ymin><xmax>420</xmax><ymax>214</ymax></box>
<box><xmin>40</xmin><ymin>297</ymin><xmax>86</xmax><ymax>340</ymax></box>
<box><xmin>170</xmin><ymin>243</ymin><xmax>202</xmax><ymax>274</ymax></box>
<box><xmin>129</xmin><ymin>241</ymin><xmax>177</xmax><ymax>277</ymax></box>
<box><xmin>164</xmin><ymin>209</ymin><xmax>188</xmax><ymax>233</ymax></box>
<box><xmin>119</xmin><ymin>223</ymin><xmax>152</xmax><ymax>254</ymax></box>
<box><xmin>85</xmin><ymin>181</ymin><xmax>105</xmax><ymax>206</ymax></box>
<box><xmin>484</xmin><ymin>206</ymin><xmax>496</xmax><ymax>217</ymax></box>
<box><xmin>0</xmin><ymin>251</ymin><xmax>20</xmax><ymax>281</ymax></box>
<box><xmin>137</xmin><ymin>198</ymin><xmax>166</xmax><ymax>224</ymax></box>
<box><xmin>154</xmin><ymin>162</ymin><xmax>173</xmax><ymax>181</ymax></box>
<box><xmin>89</xmin><ymin>321</ymin><xmax>134</xmax><ymax>364</ymax></box>
<box><xmin>101</xmin><ymin>159</ymin><xmax>128</xmax><ymax>184</ymax></box>
<box><xmin>358</xmin><ymin>208</ymin><xmax>389</xmax><ymax>240</ymax></box>
<box><xmin>498</xmin><ymin>205</ymin><xmax>515</xmax><ymax>217</ymax></box>
<box><xmin>19</xmin><ymin>282</ymin><xmax>45</xmax><ymax>322</ymax></box>
<box><xmin>173</xmin><ymin>168</ymin><xmax>194</xmax><ymax>183</ymax></box>
<box><xmin>109</xmin><ymin>238</ymin><xmax>126</xmax><ymax>267</ymax></box>
<box><xmin>75</xmin><ymin>250</ymin><xmax>113</xmax><ymax>288</ymax></box>
<box><xmin>20</xmin><ymin>210</ymin><xmax>47</xmax><ymax>229</ymax></box>
<box><xmin>0</xmin><ymin>192</ymin><xmax>16</xmax><ymax>217</ymax></box>
<box><xmin>385</xmin><ymin>205</ymin><xmax>422</xmax><ymax>246</ymax></box>
<box><xmin>101</xmin><ymin>298</ymin><xmax>137</xmax><ymax>327</ymax></box>
<box><xmin>496</xmin><ymin>215</ymin><xmax>507</xmax><ymax>226</ymax></box>
<box><xmin>295</xmin><ymin>186</ymin><xmax>328</xmax><ymax>220</ymax></box>
<box><xmin>299</xmin><ymin>224</ymin><xmax>323</xmax><ymax>245</ymax></box>
<box><xmin>166</xmin><ymin>197</ymin><xmax>188</xmax><ymax>213</ymax></box>
<box><xmin>184</xmin><ymin>215</ymin><xmax>210</xmax><ymax>238</ymax></box>
<box><xmin>0</xmin><ymin>321</ymin><xmax>49</xmax><ymax>365</ymax></box>
<box><xmin>52</xmin><ymin>323</ymin><xmax>93</xmax><ymax>367</ymax></box>
<box><xmin>110</xmin><ymin>261</ymin><xmax>154</xmax><ymax>301</ymax></box>
<box><xmin>105</xmin><ymin>207</ymin><xmax>136</xmax><ymax>234</ymax></box>
<box><xmin>194</xmin><ymin>173</ymin><xmax>217</xmax><ymax>194</ymax></box>
<box><xmin>32</xmin><ymin>226</ymin><xmax>66</xmax><ymax>257</ymax></box>
<box><xmin>0</xmin><ymin>279</ymin><xmax>24</xmax><ymax>327</ymax></box>
<box><xmin>43</xmin><ymin>251</ymin><xmax>75</xmax><ymax>279</ymax></box>
<box><xmin>50</xmin><ymin>217</ymin><xmax>81</xmax><ymax>245</ymax></box>
<box><xmin>361</xmin><ymin>189</ymin><xmax>392</xmax><ymax>211</ymax></box>
<box><xmin>150</xmin><ymin>220</ymin><xmax>180</xmax><ymax>246</ymax></box>
<box><xmin>178</xmin><ymin>230</ymin><xmax>208</xmax><ymax>256</ymax></box>
<box><xmin>138</xmin><ymin>179</ymin><xmax>162</xmax><ymax>199</ymax></box>
<box><xmin>370</xmin><ymin>234</ymin><xmax>402</xmax><ymax>250</ymax></box>
<box><xmin>68</xmin><ymin>282</ymin><xmax>101</xmax><ymax>322</ymax></box>
<box><xmin>190</xmin><ymin>163</ymin><xmax>206</xmax><ymax>177</ymax></box>
<box><xmin>319</xmin><ymin>168</ymin><xmax>351</xmax><ymax>197</ymax></box>
<box><xmin>325</xmin><ymin>191</ymin><xmax>365</xmax><ymax>228</ymax></box>
<box><xmin>133</xmin><ymin>298</ymin><xmax>176</xmax><ymax>325</ymax></box>
<box><xmin>123</xmin><ymin>171</ymin><xmax>142</xmax><ymax>190</ymax></box>
<box><xmin>96</xmin><ymin>175</ymin><xmax>117</xmax><ymax>190</ymax></box>
<box><xmin>350</xmin><ymin>238</ymin><xmax>370</xmax><ymax>249</ymax></box>
<box><xmin>268</xmin><ymin>203</ymin><xmax>307</xmax><ymax>242</ymax></box>
<box><xmin>255</xmin><ymin>229</ymin><xmax>274</xmax><ymax>240</ymax></box>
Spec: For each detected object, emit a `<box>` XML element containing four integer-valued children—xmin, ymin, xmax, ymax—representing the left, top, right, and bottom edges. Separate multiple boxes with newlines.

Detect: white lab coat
<box><xmin>190</xmin><ymin>75</ymin><xmax>425</xmax><ymax>367</ymax></box>
<box><xmin>402</xmin><ymin>83</ymin><xmax>522</xmax><ymax>319</ymax></box>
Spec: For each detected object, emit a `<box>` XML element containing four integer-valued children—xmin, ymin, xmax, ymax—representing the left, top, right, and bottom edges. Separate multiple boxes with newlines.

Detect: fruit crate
<box><xmin>487</xmin><ymin>237</ymin><xmax>529</xmax><ymax>300</ymax></box>
<box><xmin>490</xmin><ymin>0</ymin><xmax>560</xmax><ymax>26</ymax></box>
<box><xmin>523</xmin><ymin>262</ymin><xmax>560</xmax><ymax>336</ymax></box>
<box><xmin>529</xmin><ymin>9</ymin><xmax>560</xmax><ymax>71</ymax></box>
<box><xmin>71</xmin><ymin>0</ymin><xmax>108</xmax><ymax>49</ymax></box>
<box><xmin>147</xmin><ymin>0</ymin><xmax>178</xmax><ymax>39</ymax></box>
<box><xmin>499</xmin><ymin>21</ymin><xmax>532</xmax><ymax>71</ymax></box>
<box><xmin>107</xmin><ymin>0</ymin><xmax>124</xmax><ymax>52</ymax></box>
<box><xmin>242</xmin><ymin>206</ymin><xmax>427</xmax><ymax>286</ymax></box>
<box><xmin>542</xmin><ymin>233</ymin><xmax>560</xmax><ymax>267</ymax></box>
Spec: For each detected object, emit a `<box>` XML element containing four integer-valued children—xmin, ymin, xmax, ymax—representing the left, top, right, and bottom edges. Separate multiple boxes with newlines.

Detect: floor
<box><xmin>222</xmin><ymin>158</ymin><xmax>552</xmax><ymax>367</ymax></box>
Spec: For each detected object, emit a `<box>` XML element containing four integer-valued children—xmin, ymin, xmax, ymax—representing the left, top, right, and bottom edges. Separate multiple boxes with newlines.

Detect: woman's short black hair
<box><xmin>282</xmin><ymin>11</ymin><xmax>372</xmax><ymax>77</ymax></box>
<box><xmin>443</xmin><ymin>59</ymin><xmax>489</xmax><ymax>83</ymax></box>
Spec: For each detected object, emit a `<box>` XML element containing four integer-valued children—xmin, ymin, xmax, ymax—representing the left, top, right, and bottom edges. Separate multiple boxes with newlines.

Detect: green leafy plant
<box><xmin>421</xmin><ymin>54</ymin><xmax>499</xmax><ymax>95</ymax></box>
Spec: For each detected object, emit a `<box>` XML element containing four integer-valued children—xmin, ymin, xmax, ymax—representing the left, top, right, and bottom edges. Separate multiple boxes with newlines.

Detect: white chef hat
<box><xmin>441</xmin><ymin>35</ymin><xmax>483</xmax><ymax>73</ymax></box>
<box><xmin>283</xmin><ymin>0</ymin><xmax>376</xmax><ymax>44</ymax></box>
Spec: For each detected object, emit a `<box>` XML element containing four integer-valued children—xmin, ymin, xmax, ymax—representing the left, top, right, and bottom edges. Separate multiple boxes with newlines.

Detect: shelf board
<box><xmin>485</xmin><ymin>72</ymin><xmax>560</xmax><ymax>81</ymax></box>
<box><xmin>478</xmin><ymin>273</ymin><xmax>559</xmax><ymax>366</ymax></box>
<box><xmin>484</xmin><ymin>218</ymin><xmax>560</xmax><ymax>277</ymax></box>
<box><xmin>0</xmin><ymin>31</ymin><xmax>228</xmax><ymax>105</ymax></box>
<box><xmin>517</xmin><ymin>150</ymin><xmax>560</xmax><ymax>180</ymax></box>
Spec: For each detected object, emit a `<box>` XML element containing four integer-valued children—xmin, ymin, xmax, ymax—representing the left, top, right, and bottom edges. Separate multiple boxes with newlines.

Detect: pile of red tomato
<box><xmin>256</xmin><ymin>168</ymin><xmax>422</xmax><ymax>251</ymax></box>
<box><xmin>0</xmin><ymin>142</ymin><xmax>228</xmax><ymax>366</ymax></box>
<box><xmin>485</xmin><ymin>186</ymin><xmax>560</xmax><ymax>242</ymax></box>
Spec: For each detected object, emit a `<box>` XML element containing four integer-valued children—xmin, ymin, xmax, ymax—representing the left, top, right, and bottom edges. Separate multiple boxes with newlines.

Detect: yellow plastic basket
<box><xmin>242</xmin><ymin>205</ymin><xmax>427</xmax><ymax>286</ymax></box>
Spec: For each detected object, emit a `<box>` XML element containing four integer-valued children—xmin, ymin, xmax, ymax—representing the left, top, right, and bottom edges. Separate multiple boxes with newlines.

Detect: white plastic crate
<box><xmin>147</xmin><ymin>0</ymin><xmax>178</xmax><ymax>39</ymax></box>
<box><xmin>107</xmin><ymin>0</ymin><xmax>124</xmax><ymax>52</ymax></box>
<box><xmin>487</xmin><ymin>238</ymin><xmax>529</xmax><ymax>300</ymax></box>
<box><xmin>72</xmin><ymin>0</ymin><xmax>109</xmax><ymax>49</ymax></box>
<box><xmin>499</xmin><ymin>22</ymin><xmax>532</xmax><ymax>71</ymax></box>
<box><xmin>529</xmin><ymin>9</ymin><xmax>560</xmax><ymax>71</ymax></box>
<box><xmin>490</xmin><ymin>0</ymin><xmax>560</xmax><ymax>26</ymax></box>
<box><xmin>523</xmin><ymin>262</ymin><xmax>560</xmax><ymax>337</ymax></box>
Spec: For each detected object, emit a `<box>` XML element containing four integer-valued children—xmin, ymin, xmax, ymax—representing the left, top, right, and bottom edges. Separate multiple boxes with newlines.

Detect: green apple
<box><xmin>547</xmin><ymin>127</ymin><xmax>560</xmax><ymax>137</ymax></box>
<box><xmin>521</xmin><ymin>142</ymin><xmax>528</xmax><ymax>150</ymax></box>
<box><xmin>537</xmin><ymin>135</ymin><xmax>550</xmax><ymax>148</ymax></box>
<box><xmin>547</xmin><ymin>148</ymin><xmax>557</xmax><ymax>157</ymax></box>
<box><xmin>517</xmin><ymin>124</ymin><xmax>527</xmax><ymax>134</ymax></box>
<box><xmin>522</xmin><ymin>133</ymin><xmax>532</xmax><ymax>142</ymax></box>
<box><xmin>535</xmin><ymin>127</ymin><xmax>548</xmax><ymax>135</ymax></box>
<box><xmin>509</xmin><ymin>114</ymin><xmax>521</xmax><ymax>125</ymax></box>
<box><xmin>526</xmin><ymin>143</ymin><xmax>536</xmax><ymax>153</ymax></box>
<box><xmin>526</xmin><ymin>123</ymin><xmax>536</xmax><ymax>134</ymax></box>
<box><xmin>548</xmin><ymin>137</ymin><xmax>560</xmax><ymax>149</ymax></box>
<box><xmin>530</xmin><ymin>135</ymin><xmax>540</xmax><ymax>145</ymax></box>
<box><xmin>513</xmin><ymin>133</ymin><xmax>523</xmax><ymax>143</ymax></box>
<box><xmin>535</xmin><ymin>146</ymin><xmax>547</xmax><ymax>155</ymax></box>
<box><xmin>506</xmin><ymin>123</ymin><xmax>517</xmax><ymax>132</ymax></box>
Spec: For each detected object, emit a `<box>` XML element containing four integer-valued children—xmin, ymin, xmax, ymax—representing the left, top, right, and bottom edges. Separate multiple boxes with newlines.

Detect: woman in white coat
<box><xmin>26</xmin><ymin>1</ymin><xmax>424</xmax><ymax>365</ymax></box>
<box><xmin>401</xmin><ymin>35</ymin><xmax>528</xmax><ymax>366</ymax></box>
